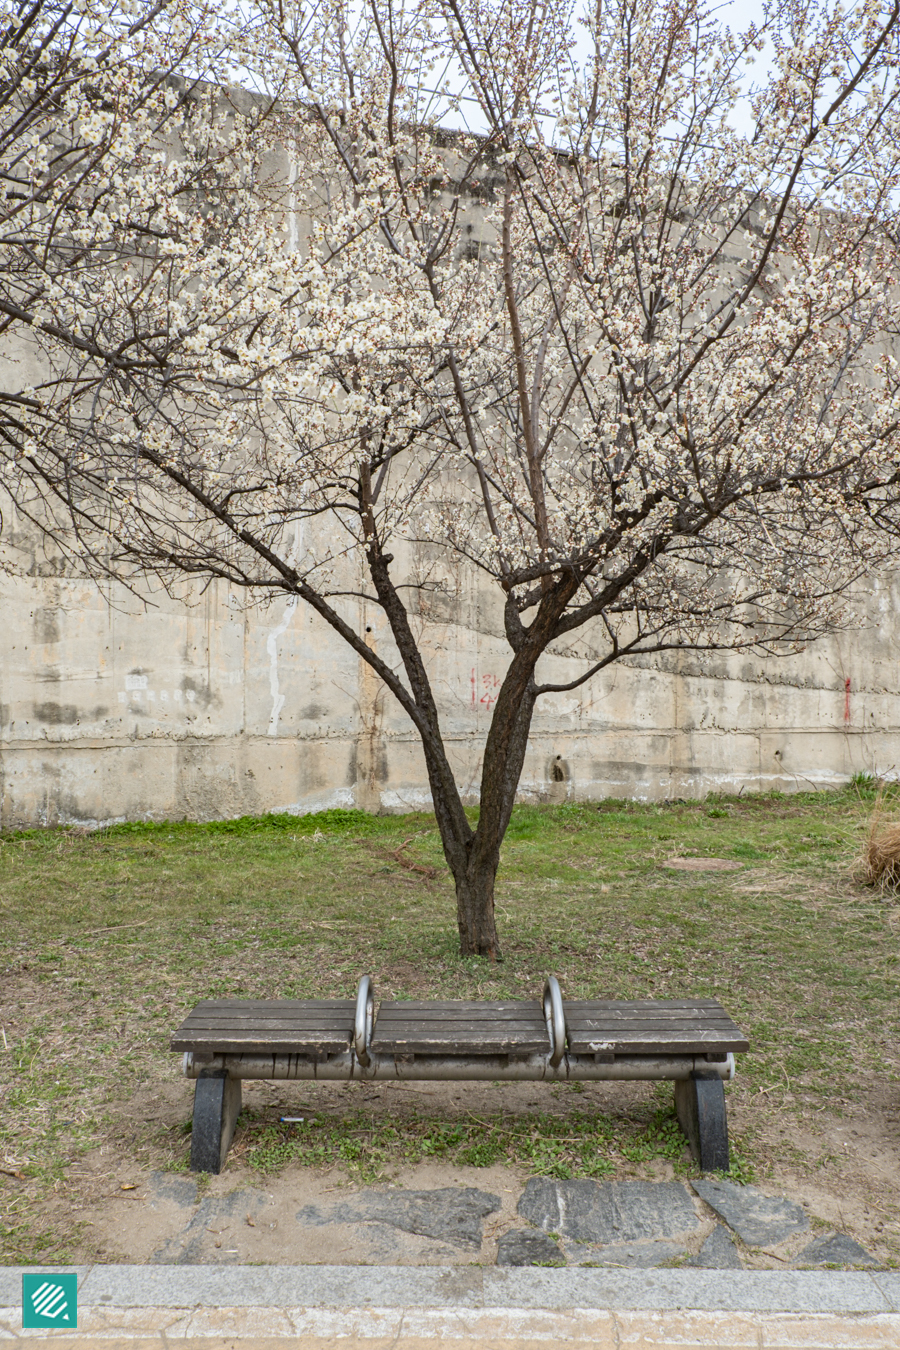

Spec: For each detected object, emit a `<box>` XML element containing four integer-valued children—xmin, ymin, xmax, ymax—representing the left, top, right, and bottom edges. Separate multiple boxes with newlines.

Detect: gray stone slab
<box><xmin>0</xmin><ymin>1268</ymin><xmax>91</xmax><ymax>1306</ymax></box>
<box><xmin>2</xmin><ymin>1264</ymin><xmax>896</xmax><ymax>1316</ymax></box>
<box><xmin>78</xmin><ymin>1264</ymin><xmax>485</xmax><ymax>1308</ymax></box>
<box><xmin>496</xmin><ymin>1230</ymin><xmax>564</xmax><ymax>1267</ymax></box>
<box><xmin>518</xmin><ymin>1179</ymin><xmax>699</xmax><ymax>1244</ymax></box>
<box><xmin>570</xmin><ymin>1239</ymin><xmax>685</xmax><ymax>1268</ymax></box>
<box><xmin>692</xmin><ymin>1179</ymin><xmax>808</xmax><ymax>1247</ymax></box>
<box><xmin>296</xmin><ymin>1187</ymin><xmax>500</xmax><ymax>1251</ymax></box>
<box><xmin>483</xmin><ymin>1267</ymin><xmax>891</xmax><ymax>1312</ymax></box>
<box><xmin>151</xmin><ymin>1183</ymin><xmax>270</xmax><ymax>1264</ymax></box>
<box><xmin>146</xmin><ymin>1170</ymin><xmax>200</xmax><ymax>1209</ymax></box>
<box><xmin>795</xmin><ymin>1233</ymin><xmax>878</xmax><ymax>1268</ymax></box>
<box><xmin>688</xmin><ymin>1224</ymin><xmax>743</xmax><ymax>1269</ymax></box>
<box><xmin>873</xmin><ymin>1272</ymin><xmax>900</xmax><ymax>1310</ymax></box>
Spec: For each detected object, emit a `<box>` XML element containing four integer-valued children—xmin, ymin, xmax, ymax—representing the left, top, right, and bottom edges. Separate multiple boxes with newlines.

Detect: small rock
<box><xmin>688</xmin><ymin>1224</ymin><xmax>742</xmax><ymax>1269</ymax></box>
<box><xmin>692</xmin><ymin>1180</ymin><xmax>808</xmax><ymax>1247</ymax></box>
<box><xmin>518</xmin><ymin>1179</ymin><xmax>699</xmax><ymax>1244</ymax></box>
<box><xmin>795</xmin><ymin>1233</ymin><xmax>878</xmax><ymax>1268</ymax></box>
<box><xmin>497</xmin><ymin>1230</ymin><xmax>564</xmax><ymax>1266</ymax></box>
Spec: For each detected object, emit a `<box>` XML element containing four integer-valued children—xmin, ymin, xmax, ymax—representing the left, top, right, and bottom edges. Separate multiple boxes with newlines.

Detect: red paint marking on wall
<box><xmin>480</xmin><ymin>673</ymin><xmax>502</xmax><ymax>709</ymax></box>
<box><xmin>844</xmin><ymin>677</ymin><xmax>851</xmax><ymax>724</ymax></box>
<box><xmin>471</xmin><ymin>667</ymin><xmax>476</xmax><ymax>706</ymax></box>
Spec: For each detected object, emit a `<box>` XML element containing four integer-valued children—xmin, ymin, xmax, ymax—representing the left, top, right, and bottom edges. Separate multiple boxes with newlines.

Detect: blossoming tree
<box><xmin>4</xmin><ymin>0</ymin><xmax>900</xmax><ymax>956</ymax></box>
<box><xmin>0</xmin><ymin>0</ymin><xmax>243</xmax><ymax>499</ymax></box>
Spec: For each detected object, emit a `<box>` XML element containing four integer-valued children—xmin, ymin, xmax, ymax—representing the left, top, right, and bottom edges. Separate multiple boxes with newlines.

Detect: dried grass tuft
<box><xmin>861</xmin><ymin>820</ymin><xmax>900</xmax><ymax>891</ymax></box>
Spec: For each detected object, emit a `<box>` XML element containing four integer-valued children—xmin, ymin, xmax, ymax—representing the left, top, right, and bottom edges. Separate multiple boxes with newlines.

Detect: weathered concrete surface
<box><xmin>692</xmin><ymin>1179</ymin><xmax>810</xmax><ymax>1248</ymax></box>
<box><xmin>2</xmin><ymin>536</ymin><xmax>900</xmax><ymax>826</ymax></box>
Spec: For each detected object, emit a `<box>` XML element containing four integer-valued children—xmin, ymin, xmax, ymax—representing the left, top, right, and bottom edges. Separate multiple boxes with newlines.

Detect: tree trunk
<box><xmin>362</xmin><ymin>537</ymin><xmax>576</xmax><ymax>962</ymax></box>
<box><xmin>453</xmin><ymin>858</ymin><xmax>502</xmax><ymax>959</ymax></box>
<box><xmin>443</xmin><ymin>681</ymin><xmax>541</xmax><ymax>960</ymax></box>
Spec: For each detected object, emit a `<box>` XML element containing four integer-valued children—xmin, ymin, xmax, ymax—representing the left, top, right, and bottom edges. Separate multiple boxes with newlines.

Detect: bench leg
<box><xmin>674</xmin><ymin>1071</ymin><xmax>729</xmax><ymax>1172</ymax></box>
<box><xmin>190</xmin><ymin>1070</ymin><xmax>242</xmax><ymax>1173</ymax></box>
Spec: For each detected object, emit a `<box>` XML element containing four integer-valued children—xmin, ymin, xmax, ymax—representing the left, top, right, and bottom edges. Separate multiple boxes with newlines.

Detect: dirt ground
<box><xmin>12</xmin><ymin>1075</ymin><xmax>899</xmax><ymax>1269</ymax></box>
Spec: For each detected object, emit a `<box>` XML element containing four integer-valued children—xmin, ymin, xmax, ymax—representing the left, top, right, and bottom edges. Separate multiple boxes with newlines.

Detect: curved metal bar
<box><xmin>542</xmin><ymin>975</ymin><xmax>566</xmax><ymax>1068</ymax></box>
<box><xmin>354</xmin><ymin>975</ymin><xmax>374</xmax><ymax>1067</ymax></box>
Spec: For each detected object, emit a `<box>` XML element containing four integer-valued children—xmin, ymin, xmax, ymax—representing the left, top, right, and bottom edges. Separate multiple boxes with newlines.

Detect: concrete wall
<box><xmin>2</xmin><ymin>518</ymin><xmax>899</xmax><ymax>828</ymax></box>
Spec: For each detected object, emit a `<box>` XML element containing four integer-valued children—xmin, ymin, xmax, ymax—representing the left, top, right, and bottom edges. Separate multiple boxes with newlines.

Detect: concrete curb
<box><xmin>2</xmin><ymin>1265</ymin><xmax>900</xmax><ymax>1348</ymax></box>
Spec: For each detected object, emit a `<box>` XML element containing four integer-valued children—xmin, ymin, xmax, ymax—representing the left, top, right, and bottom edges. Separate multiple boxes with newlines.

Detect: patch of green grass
<box><xmin>241</xmin><ymin>1106</ymin><xmax>698</xmax><ymax>1183</ymax></box>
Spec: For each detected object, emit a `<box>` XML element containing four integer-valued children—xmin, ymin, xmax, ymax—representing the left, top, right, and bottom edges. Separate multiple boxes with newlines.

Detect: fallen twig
<box><xmin>390</xmin><ymin>837</ymin><xmax>438</xmax><ymax>880</ymax></box>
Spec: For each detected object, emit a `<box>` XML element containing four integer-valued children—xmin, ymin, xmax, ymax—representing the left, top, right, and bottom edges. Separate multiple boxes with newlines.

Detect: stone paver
<box><xmin>567</xmin><ymin>1238</ymin><xmax>686</xmax><ymax>1267</ymax></box>
<box><xmin>689</xmin><ymin>1224</ymin><xmax>743</xmax><ymax>1269</ymax></box>
<box><xmin>295</xmin><ymin>1187</ymin><xmax>500</xmax><ymax>1251</ymax></box>
<box><xmin>518</xmin><ymin>1179</ymin><xmax>700</xmax><ymax>1244</ymax></box>
<box><xmin>796</xmin><ymin>1234</ymin><xmax>878</xmax><ymax>1269</ymax></box>
<box><xmin>693</xmin><ymin>1179</ymin><xmax>809</xmax><ymax>1247</ymax></box>
<box><xmin>151</xmin><ymin>1182</ymin><xmax>270</xmax><ymax>1264</ymax></box>
<box><xmin>495</xmin><ymin>1231</ymin><xmax>563</xmax><ymax>1267</ymax></box>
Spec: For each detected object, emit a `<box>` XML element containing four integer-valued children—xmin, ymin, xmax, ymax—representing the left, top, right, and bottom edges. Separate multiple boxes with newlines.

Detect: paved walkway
<box><xmin>3</xmin><ymin>1265</ymin><xmax>900</xmax><ymax>1349</ymax></box>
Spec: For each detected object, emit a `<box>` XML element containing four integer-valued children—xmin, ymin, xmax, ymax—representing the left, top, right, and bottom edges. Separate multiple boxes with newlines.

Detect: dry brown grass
<box><xmin>861</xmin><ymin>818</ymin><xmax>900</xmax><ymax>891</ymax></box>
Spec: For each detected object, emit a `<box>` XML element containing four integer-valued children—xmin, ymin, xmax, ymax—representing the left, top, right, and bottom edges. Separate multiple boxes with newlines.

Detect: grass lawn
<box><xmin>1</xmin><ymin>786</ymin><xmax>898</xmax><ymax>1263</ymax></box>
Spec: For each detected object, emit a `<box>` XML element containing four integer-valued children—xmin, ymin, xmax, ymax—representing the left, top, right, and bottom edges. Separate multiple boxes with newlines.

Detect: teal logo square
<box><xmin>22</xmin><ymin>1273</ymin><xmax>78</xmax><ymax>1328</ymax></box>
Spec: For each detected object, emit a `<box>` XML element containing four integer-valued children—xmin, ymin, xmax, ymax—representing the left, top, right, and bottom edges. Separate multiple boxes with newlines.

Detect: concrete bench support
<box><xmin>190</xmin><ymin>1068</ymin><xmax>242</xmax><ymax>1174</ymax></box>
<box><xmin>675</xmin><ymin>1071</ymin><xmax>730</xmax><ymax>1172</ymax></box>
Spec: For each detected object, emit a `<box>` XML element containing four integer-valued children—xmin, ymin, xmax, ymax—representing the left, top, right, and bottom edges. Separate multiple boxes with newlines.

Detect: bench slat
<box><xmin>182</xmin><ymin>999</ymin><xmax>355</xmax><ymax>1011</ymax></box>
<box><xmin>564</xmin><ymin>1014</ymin><xmax>734</xmax><ymax>1023</ymax></box>
<box><xmin>372</xmin><ymin>1005</ymin><xmax>545</xmax><ymax>1022</ymax></box>
<box><xmin>177</xmin><ymin>1015</ymin><xmax>356</xmax><ymax>1028</ymax></box>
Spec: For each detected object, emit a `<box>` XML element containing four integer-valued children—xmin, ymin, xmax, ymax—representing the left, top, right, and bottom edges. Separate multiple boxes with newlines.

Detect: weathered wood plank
<box><xmin>566</xmin><ymin>1019</ymin><xmax>740</xmax><ymax>1033</ymax></box>
<box><xmin>373</xmin><ymin>1003</ymin><xmax>544</xmax><ymax>1019</ymax></box>
<box><xmin>567</xmin><ymin>998</ymin><xmax>722</xmax><ymax>1009</ymax></box>
<box><xmin>564</xmin><ymin>1001</ymin><xmax>731</xmax><ymax>1014</ymax></box>
<box><xmin>172</xmin><ymin>1036</ymin><xmax>351</xmax><ymax>1053</ymax></box>
<box><xmin>182</xmin><ymin>1000</ymin><xmax>357</xmax><ymax>1012</ymax></box>
<box><xmin>568</xmin><ymin>1031</ymin><xmax>749</xmax><ymax>1052</ymax></box>
<box><xmin>178</xmin><ymin>1015</ymin><xmax>356</xmax><ymax>1029</ymax></box>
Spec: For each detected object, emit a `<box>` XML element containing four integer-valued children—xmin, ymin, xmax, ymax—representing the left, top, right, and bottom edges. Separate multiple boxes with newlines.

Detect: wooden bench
<box><xmin>171</xmin><ymin>977</ymin><xmax>749</xmax><ymax>1174</ymax></box>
